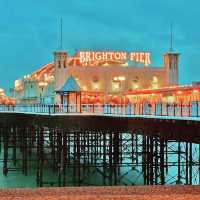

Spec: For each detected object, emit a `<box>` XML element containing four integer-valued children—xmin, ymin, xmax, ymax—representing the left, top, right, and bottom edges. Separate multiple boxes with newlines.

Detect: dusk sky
<box><xmin>1</xmin><ymin>0</ymin><xmax>200</xmax><ymax>93</ymax></box>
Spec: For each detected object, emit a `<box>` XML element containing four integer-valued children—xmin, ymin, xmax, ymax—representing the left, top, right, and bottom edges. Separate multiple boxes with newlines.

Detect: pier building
<box><xmin>11</xmin><ymin>50</ymin><xmax>179</xmax><ymax>105</ymax></box>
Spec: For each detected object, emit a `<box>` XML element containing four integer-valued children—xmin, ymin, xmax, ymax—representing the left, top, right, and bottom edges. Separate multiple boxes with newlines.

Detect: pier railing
<box><xmin>0</xmin><ymin>102</ymin><xmax>200</xmax><ymax>117</ymax></box>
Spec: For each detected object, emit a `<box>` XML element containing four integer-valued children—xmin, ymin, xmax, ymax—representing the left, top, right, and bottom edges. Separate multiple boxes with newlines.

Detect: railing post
<box><xmin>173</xmin><ymin>103</ymin><xmax>176</xmax><ymax>116</ymax></box>
<box><xmin>138</xmin><ymin>103</ymin><xmax>140</xmax><ymax>115</ymax></box>
<box><xmin>48</xmin><ymin>105</ymin><xmax>51</xmax><ymax>115</ymax></box>
<box><xmin>180</xmin><ymin>101</ymin><xmax>183</xmax><ymax>117</ymax></box>
<box><xmin>166</xmin><ymin>103</ymin><xmax>168</xmax><ymax>116</ymax></box>
<box><xmin>132</xmin><ymin>104</ymin><xmax>134</xmax><ymax>115</ymax></box>
<box><xmin>188</xmin><ymin>102</ymin><xmax>191</xmax><ymax>117</ymax></box>
<box><xmin>142</xmin><ymin>103</ymin><xmax>144</xmax><ymax>115</ymax></box>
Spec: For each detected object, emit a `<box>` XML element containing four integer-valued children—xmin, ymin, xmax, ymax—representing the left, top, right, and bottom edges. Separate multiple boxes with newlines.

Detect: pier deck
<box><xmin>0</xmin><ymin>112</ymin><xmax>200</xmax><ymax>142</ymax></box>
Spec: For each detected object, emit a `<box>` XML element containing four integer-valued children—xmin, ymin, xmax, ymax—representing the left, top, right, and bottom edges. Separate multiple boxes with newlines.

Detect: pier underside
<box><xmin>0</xmin><ymin>113</ymin><xmax>200</xmax><ymax>142</ymax></box>
<box><xmin>0</xmin><ymin>113</ymin><xmax>200</xmax><ymax>187</ymax></box>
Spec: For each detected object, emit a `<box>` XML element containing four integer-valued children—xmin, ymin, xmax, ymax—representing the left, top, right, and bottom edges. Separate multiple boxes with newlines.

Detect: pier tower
<box><xmin>164</xmin><ymin>52</ymin><xmax>179</xmax><ymax>86</ymax></box>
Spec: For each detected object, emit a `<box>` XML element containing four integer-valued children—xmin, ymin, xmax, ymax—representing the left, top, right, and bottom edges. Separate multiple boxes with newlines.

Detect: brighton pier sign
<box><xmin>78</xmin><ymin>51</ymin><xmax>151</xmax><ymax>66</ymax></box>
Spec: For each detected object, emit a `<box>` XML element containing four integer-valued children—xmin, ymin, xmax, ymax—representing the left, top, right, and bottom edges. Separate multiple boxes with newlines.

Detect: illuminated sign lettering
<box><xmin>78</xmin><ymin>51</ymin><xmax>151</xmax><ymax>66</ymax></box>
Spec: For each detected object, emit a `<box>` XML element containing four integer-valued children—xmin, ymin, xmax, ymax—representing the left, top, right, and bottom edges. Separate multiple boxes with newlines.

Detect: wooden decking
<box><xmin>0</xmin><ymin>186</ymin><xmax>200</xmax><ymax>199</ymax></box>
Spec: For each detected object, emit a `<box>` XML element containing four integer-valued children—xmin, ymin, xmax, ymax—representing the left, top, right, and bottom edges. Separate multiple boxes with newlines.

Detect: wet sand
<box><xmin>0</xmin><ymin>185</ymin><xmax>200</xmax><ymax>199</ymax></box>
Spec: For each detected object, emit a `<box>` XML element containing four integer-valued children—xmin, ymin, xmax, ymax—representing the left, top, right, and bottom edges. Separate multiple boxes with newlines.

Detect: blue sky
<box><xmin>1</xmin><ymin>0</ymin><xmax>200</xmax><ymax>93</ymax></box>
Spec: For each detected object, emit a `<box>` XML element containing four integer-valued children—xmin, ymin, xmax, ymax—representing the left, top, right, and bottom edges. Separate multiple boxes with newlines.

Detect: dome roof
<box><xmin>28</xmin><ymin>62</ymin><xmax>54</xmax><ymax>81</ymax></box>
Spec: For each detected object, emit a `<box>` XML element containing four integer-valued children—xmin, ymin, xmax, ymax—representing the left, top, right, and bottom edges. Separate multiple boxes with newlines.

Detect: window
<box><xmin>132</xmin><ymin>76</ymin><xmax>139</xmax><ymax>89</ymax></box>
<box><xmin>152</xmin><ymin>76</ymin><xmax>158</xmax><ymax>89</ymax></box>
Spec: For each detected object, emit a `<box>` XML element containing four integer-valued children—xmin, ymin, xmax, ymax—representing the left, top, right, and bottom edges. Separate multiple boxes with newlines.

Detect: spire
<box><xmin>170</xmin><ymin>22</ymin><xmax>173</xmax><ymax>52</ymax></box>
<box><xmin>59</xmin><ymin>17</ymin><xmax>63</xmax><ymax>50</ymax></box>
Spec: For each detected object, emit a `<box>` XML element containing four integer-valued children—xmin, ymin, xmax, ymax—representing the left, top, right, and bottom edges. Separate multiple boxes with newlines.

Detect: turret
<box><xmin>54</xmin><ymin>51</ymin><xmax>68</xmax><ymax>91</ymax></box>
<box><xmin>164</xmin><ymin>52</ymin><xmax>179</xmax><ymax>86</ymax></box>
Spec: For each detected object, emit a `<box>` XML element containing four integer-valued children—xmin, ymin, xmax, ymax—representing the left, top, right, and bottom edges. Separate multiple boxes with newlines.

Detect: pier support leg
<box><xmin>12</xmin><ymin>126</ymin><xmax>17</xmax><ymax>166</ymax></box>
<box><xmin>77</xmin><ymin>132</ymin><xmax>81</xmax><ymax>186</ymax></box>
<box><xmin>149</xmin><ymin>136</ymin><xmax>154</xmax><ymax>185</ymax></box>
<box><xmin>109</xmin><ymin>132</ymin><xmax>113</xmax><ymax>186</ymax></box>
<box><xmin>62</xmin><ymin>132</ymin><xmax>67</xmax><ymax>186</ymax></box>
<box><xmin>186</xmin><ymin>142</ymin><xmax>188</xmax><ymax>184</ymax></box>
<box><xmin>189</xmin><ymin>142</ymin><xmax>193</xmax><ymax>185</ymax></box>
<box><xmin>57</xmin><ymin>130</ymin><xmax>62</xmax><ymax>187</ymax></box>
<box><xmin>154</xmin><ymin>137</ymin><xmax>158</xmax><ymax>185</ymax></box>
<box><xmin>36</xmin><ymin>127</ymin><xmax>44</xmax><ymax>187</ymax></box>
<box><xmin>142</xmin><ymin>135</ymin><xmax>147</xmax><ymax>185</ymax></box>
<box><xmin>160</xmin><ymin>138</ymin><xmax>165</xmax><ymax>185</ymax></box>
<box><xmin>22</xmin><ymin>127</ymin><xmax>28</xmax><ymax>175</ymax></box>
<box><xmin>177</xmin><ymin>142</ymin><xmax>181</xmax><ymax>184</ymax></box>
<box><xmin>103</xmin><ymin>132</ymin><xmax>107</xmax><ymax>185</ymax></box>
<box><xmin>3</xmin><ymin>127</ymin><xmax>8</xmax><ymax>176</ymax></box>
<box><xmin>113</xmin><ymin>132</ymin><xmax>119</xmax><ymax>185</ymax></box>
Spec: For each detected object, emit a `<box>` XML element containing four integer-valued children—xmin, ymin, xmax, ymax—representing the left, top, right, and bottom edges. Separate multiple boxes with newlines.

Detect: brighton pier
<box><xmin>1</xmin><ymin>48</ymin><xmax>200</xmax><ymax>187</ymax></box>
